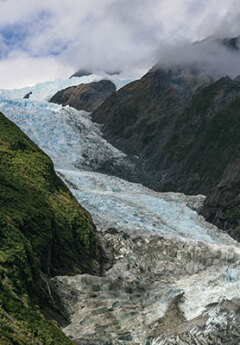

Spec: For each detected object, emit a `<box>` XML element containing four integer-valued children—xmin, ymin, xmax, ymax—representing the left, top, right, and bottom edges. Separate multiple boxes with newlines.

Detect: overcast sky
<box><xmin>0</xmin><ymin>0</ymin><xmax>240</xmax><ymax>89</ymax></box>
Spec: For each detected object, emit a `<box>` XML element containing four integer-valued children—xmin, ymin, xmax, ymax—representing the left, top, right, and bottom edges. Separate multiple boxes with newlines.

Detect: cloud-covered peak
<box><xmin>0</xmin><ymin>0</ymin><xmax>240</xmax><ymax>88</ymax></box>
<box><xmin>153</xmin><ymin>35</ymin><xmax>240</xmax><ymax>80</ymax></box>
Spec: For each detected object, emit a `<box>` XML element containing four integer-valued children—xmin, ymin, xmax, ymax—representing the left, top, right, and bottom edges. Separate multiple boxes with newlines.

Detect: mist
<box><xmin>1</xmin><ymin>0</ymin><xmax>240</xmax><ymax>88</ymax></box>
<box><xmin>155</xmin><ymin>36</ymin><xmax>240</xmax><ymax>80</ymax></box>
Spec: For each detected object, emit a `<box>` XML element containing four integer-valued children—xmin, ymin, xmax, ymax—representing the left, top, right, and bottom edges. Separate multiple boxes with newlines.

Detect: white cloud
<box><xmin>0</xmin><ymin>52</ymin><xmax>72</xmax><ymax>89</ymax></box>
<box><xmin>0</xmin><ymin>0</ymin><xmax>240</xmax><ymax>88</ymax></box>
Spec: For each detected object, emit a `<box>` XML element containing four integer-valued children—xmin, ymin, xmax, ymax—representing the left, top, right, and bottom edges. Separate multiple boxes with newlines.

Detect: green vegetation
<box><xmin>94</xmin><ymin>70</ymin><xmax>240</xmax><ymax>195</ymax></box>
<box><xmin>165</xmin><ymin>77</ymin><xmax>240</xmax><ymax>193</ymax></box>
<box><xmin>0</xmin><ymin>112</ymin><xmax>100</xmax><ymax>344</ymax></box>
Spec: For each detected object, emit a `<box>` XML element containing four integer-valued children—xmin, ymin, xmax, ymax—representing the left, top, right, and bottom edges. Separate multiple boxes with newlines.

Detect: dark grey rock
<box><xmin>23</xmin><ymin>91</ymin><xmax>32</xmax><ymax>99</ymax></box>
<box><xmin>200</xmin><ymin>148</ymin><xmax>240</xmax><ymax>241</ymax></box>
<box><xmin>50</xmin><ymin>80</ymin><xmax>116</xmax><ymax>112</ymax></box>
<box><xmin>70</xmin><ymin>69</ymin><xmax>93</xmax><ymax>78</ymax></box>
<box><xmin>93</xmin><ymin>68</ymin><xmax>240</xmax><ymax>195</ymax></box>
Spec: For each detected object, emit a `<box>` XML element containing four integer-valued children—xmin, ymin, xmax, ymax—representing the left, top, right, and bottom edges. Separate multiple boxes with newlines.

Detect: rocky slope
<box><xmin>93</xmin><ymin>69</ymin><xmax>240</xmax><ymax>195</ymax></box>
<box><xmin>201</xmin><ymin>148</ymin><xmax>240</xmax><ymax>241</ymax></box>
<box><xmin>50</xmin><ymin>79</ymin><xmax>116</xmax><ymax>112</ymax></box>
<box><xmin>0</xmin><ymin>112</ymin><xmax>104</xmax><ymax>344</ymax></box>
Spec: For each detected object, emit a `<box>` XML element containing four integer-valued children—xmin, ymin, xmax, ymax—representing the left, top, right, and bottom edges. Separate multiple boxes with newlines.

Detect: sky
<box><xmin>0</xmin><ymin>0</ymin><xmax>240</xmax><ymax>89</ymax></box>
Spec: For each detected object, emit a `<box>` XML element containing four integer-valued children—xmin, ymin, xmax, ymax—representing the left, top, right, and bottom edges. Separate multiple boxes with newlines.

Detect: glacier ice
<box><xmin>1</xmin><ymin>77</ymin><xmax>240</xmax><ymax>345</ymax></box>
<box><xmin>0</xmin><ymin>97</ymin><xmax>137</xmax><ymax>178</ymax></box>
<box><xmin>57</xmin><ymin>169</ymin><xmax>238</xmax><ymax>246</ymax></box>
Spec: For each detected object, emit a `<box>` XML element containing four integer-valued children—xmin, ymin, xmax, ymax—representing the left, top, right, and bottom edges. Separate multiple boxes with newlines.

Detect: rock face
<box><xmin>50</xmin><ymin>79</ymin><xmax>116</xmax><ymax>112</ymax></box>
<box><xmin>93</xmin><ymin>70</ymin><xmax>240</xmax><ymax>195</ymax></box>
<box><xmin>0</xmin><ymin>112</ymin><xmax>104</xmax><ymax>345</ymax></box>
<box><xmin>201</xmin><ymin>148</ymin><xmax>240</xmax><ymax>241</ymax></box>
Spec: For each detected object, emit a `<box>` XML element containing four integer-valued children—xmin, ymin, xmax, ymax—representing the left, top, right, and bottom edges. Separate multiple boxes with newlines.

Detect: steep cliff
<box><xmin>93</xmin><ymin>70</ymin><xmax>240</xmax><ymax>194</ymax></box>
<box><xmin>0</xmin><ymin>112</ymin><xmax>103</xmax><ymax>344</ymax></box>
<box><xmin>201</xmin><ymin>148</ymin><xmax>240</xmax><ymax>241</ymax></box>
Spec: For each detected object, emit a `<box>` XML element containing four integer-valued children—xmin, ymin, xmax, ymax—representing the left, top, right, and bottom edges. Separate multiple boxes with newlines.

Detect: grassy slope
<box><xmin>0</xmin><ymin>112</ymin><xmax>100</xmax><ymax>344</ymax></box>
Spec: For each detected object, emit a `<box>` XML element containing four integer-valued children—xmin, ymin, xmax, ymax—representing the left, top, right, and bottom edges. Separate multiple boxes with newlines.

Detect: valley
<box><xmin>0</xmin><ymin>74</ymin><xmax>240</xmax><ymax>344</ymax></box>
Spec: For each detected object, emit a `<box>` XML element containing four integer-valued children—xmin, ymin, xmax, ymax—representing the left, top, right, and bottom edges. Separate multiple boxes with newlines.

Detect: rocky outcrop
<box><xmin>0</xmin><ymin>112</ymin><xmax>105</xmax><ymax>344</ymax></box>
<box><xmin>70</xmin><ymin>69</ymin><xmax>92</xmax><ymax>78</ymax></box>
<box><xmin>23</xmin><ymin>91</ymin><xmax>32</xmax><ymax>99</ymax></box>
<box><xmin>50</xmin><ymin>79</ymin><xmax>116</xmax><ymax>112</ymax></box>
<box><xmin>200</xmin><ymin>148</ymin><xmax>240</xmax><ymax>241</ymax></box>
<box><xmin>93</xmin><ymin>70</ymin><xmax>240</xmax><ymax>195</ymax></box>
<box><xmin>221</xmin><ymin>36</ymin><xmax>240</xmax><ymax>50</ymax></box>
<box><xmin>70</xmin><ymin>70</ymin><xmax>121</xmax><ymax>78</ymax></box>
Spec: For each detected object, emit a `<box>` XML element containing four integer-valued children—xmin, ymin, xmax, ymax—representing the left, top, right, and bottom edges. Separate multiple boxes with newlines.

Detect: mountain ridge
<box><xmin>50</xmin><ymin>79</ymin><xmax>116</xmax><ymax>112</ymax></box>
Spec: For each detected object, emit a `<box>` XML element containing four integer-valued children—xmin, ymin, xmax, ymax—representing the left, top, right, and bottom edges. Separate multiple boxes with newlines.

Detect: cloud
<box><xmin>155</xmin><ymin>36</ymin><xmax>240</xmax><ymax>80</ymax></box>
<box><xmin>0</xmin><ymin>0</ymin><xmax>240</xmax><ymax>88</ymax></box>
<box><xmin>0</xmin><ymin>52</ymin><xmax>72</xmax><ymax>89</ymax></box>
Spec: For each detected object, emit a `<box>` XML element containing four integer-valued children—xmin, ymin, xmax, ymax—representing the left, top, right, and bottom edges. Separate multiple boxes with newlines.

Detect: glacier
<box><xmin>55</xmin><ymin>169</ymin><xmax>240</xmax><ymax>344</ymax></box>
<box><xmin>0</xmin><ymin>74</ymin><xmax>132</xmax><ymax>101</ymax></box>
<box><xmin>0</xmin><ymin>97</ymin><xmax>138</xmax><ymax>179</ymax></box>
<box><xmin>0</xmin><ymin>77</ymin><xmax>240</xmax><ymax>345</ymax></box>
<box><xmin>57</xmin><ymin>169</ymin><xmax>235</xmax><ymax>246</ymax></box>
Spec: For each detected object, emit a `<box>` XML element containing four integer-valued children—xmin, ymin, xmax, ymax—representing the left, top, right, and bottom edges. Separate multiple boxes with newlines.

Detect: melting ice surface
<box><xmin>57</xmin><ymin>169</ymin><xmax>237</xmax><ymax>246</ymax></box>
<box><xmin>1</xmin><ymin>77</ymin><xmax>240</xmax><ymax>344</ymax></box>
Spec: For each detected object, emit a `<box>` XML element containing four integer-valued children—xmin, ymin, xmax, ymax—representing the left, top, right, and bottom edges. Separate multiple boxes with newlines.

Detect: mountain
<box><xmin>0</xmin><ymin>112</ymin><xmax>105</xmax><ymax>344</ymax></box>
<box><xmin>50</xmin><ymin>79</ymin><xmax>116</xmax><ymax>112</ymax></box>
<box><xmin>70</xmin><ymin>69</ymin><xmax>121</xmax><ymax>79</ymax></box>
<box><xmin>70</xmin><ymin>69</ymin><xmax>92</xmax><ymax>78</ymax></box>
<box><xmin>1</xmin><ymin>77</ymin><xmax>240</xmax><ymax>345</ymax></box>
<box><xmin>90</xmin><ymin>35</ymin><xmax>240</xmax><ymax>196</ymax></box>
<box><xmin>93</xmin><ymin>68</ymin><xmax>240</xmax><ymax>194</ymax></box>
<box><xmin>200</xmin><ymin>148</ymin><xmax>240</xmax><ymax>241</ymax></box>
<box><xmin>221</xmin><ymin>36</ymin><xmax>240</xmax><ymax>50</ymax></box>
